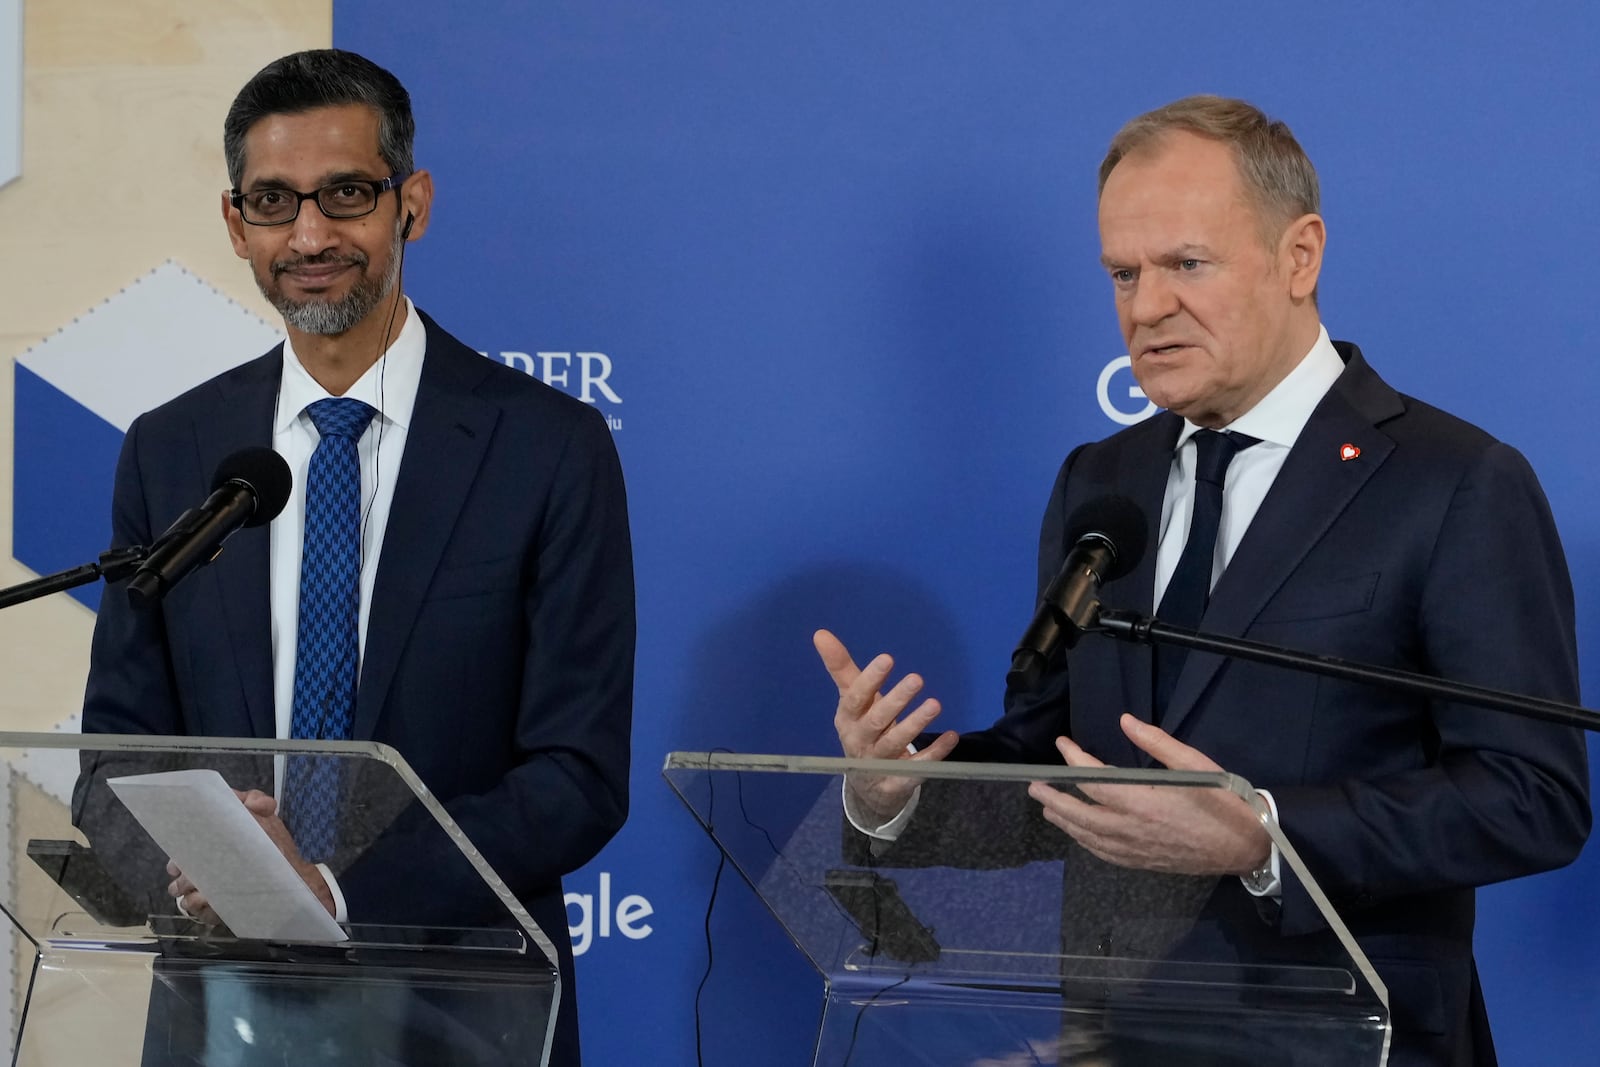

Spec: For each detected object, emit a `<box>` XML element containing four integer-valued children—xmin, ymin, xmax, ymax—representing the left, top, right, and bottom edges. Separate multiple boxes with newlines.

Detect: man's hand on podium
<box><xmin>166</xmin><ymin>857</ymin><xmax>220</xmax><ymax>925</ymax></box>
<box><xmin>165</xmin><ymin>789</ymin><xmax>338</xmax><ymax>922</ymax></box>
<box><xmin>815</xmin><ymin>628</ymin><xmax>959</xmax><ymax>828</ymax></box>
<box><xmin>1027</xmin><ymin>713</ymin><xmax>1272</xmax><ymax>878</ymax></box>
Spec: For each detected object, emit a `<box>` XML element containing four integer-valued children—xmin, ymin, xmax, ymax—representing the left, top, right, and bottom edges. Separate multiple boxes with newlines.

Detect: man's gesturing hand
<box><xmin>815</xmin><ymin>628</ymin><xmax>959</xmax><ymax>826</ymax></box>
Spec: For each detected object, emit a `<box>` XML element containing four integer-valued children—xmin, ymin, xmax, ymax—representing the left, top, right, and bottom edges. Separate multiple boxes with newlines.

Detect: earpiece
<box><xmin>401</xmin><ymin>212</ymin><xmax>415</xmax><ymax>239</ymax></box>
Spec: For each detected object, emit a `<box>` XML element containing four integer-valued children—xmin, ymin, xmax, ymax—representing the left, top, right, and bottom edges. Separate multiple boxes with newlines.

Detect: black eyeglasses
<box><xmin>229</xmin><ymin>173</ymin><xmax>410</xmax><ymax>226</ymax></box>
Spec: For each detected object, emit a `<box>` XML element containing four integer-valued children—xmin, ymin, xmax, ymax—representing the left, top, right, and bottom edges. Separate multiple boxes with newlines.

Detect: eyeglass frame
<box><xmin>227</xmin><ymin>172</ymin><xmax>412</xmax><ymax>226</ymax></box>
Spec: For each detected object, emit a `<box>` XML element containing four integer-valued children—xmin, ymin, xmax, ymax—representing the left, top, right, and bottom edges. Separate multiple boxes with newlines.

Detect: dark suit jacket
<box><xmin>78</xmin><ymin>310</ymin><xmax>635</xmax><ymax>1065</ymax></box>
<box><xmin>948</xmin><ymin>343</ymin><xmax>1590</xmax><ymax>1066</ymax></box>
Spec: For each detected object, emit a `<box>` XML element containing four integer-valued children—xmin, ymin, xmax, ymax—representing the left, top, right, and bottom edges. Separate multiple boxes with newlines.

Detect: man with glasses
<box><xmin>79</xmin><ymin>49</ymin><xmax>633</xmax><ymax>1066</ymax></box>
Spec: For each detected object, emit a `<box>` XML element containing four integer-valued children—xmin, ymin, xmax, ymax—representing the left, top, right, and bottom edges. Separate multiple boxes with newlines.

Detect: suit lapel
<box><xmin>194</xmin><ymin>350</ymin><xmax>282</xmax><ymax>739</ymax></box>
<box><xmin>1158</xmin><ymin>348</ymin><xmax>1404</xmax><ymax>737</ymax></box>
<box><xmin>1106</xmin><ymin>414</ymin><xmax>1182</xmax><ymax>754</ymax></box>
<box><xmin>354</xmin><ymin>326</ymin><xmax>499</xmax><ymax>740</ymax></box>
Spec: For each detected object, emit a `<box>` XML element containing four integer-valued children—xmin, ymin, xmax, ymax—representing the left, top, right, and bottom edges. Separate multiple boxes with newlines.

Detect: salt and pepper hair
<box><xmin>1098</xmin><ymin>94</ymin><xmax>1320</xmax><ymax>245</ymax></box>
<box><xmin>224</xmin><ymin>49</ymin><xmax>415</xmax><ymax>188</ymax></box>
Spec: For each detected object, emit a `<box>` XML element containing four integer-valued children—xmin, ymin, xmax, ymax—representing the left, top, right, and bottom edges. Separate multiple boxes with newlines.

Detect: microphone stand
<box><xmin>0</xmin><ymin>547</ymin><xmax>147</xmax><ymax>612</ymax></box>
<box><xmin>1091</xmin><ymin>606</ymin><xmax>1600</xmax><ymax>733</ymax></box>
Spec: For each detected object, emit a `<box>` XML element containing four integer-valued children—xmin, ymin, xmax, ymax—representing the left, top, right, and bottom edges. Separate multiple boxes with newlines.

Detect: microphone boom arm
<box><xmin>0</xmin><ymin>547</ymin><xmax>148</xmax><ymax>612</ymax></box>
<box><xmin>1091</xmin><ymin>607</ymin><xmax>1600</xmax><ymax>733</ymax></box>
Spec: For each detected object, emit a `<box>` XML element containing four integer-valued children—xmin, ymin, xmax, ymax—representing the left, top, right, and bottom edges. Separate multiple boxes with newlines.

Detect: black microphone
<box><xmin>126</xmin><ymin>448</ymin><xmax>292</xmax><ymax>607</ymax></box>
<box><xmin>1007</xmin><ymin>494</ymin><xmax>1148</xmax><ymax>693</ymax></box>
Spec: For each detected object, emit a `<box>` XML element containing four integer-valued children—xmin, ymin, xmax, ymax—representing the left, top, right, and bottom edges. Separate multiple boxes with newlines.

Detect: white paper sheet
<box><xmin>108</xmin><ymin>768</ymin><xmax>348</xmax><ymax>943</ymax></box>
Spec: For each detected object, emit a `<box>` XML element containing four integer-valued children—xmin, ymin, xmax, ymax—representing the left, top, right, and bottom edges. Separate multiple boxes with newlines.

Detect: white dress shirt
<box><xmin>1153</xmin><ymin>325</ymin><xmax>1344</xmax><ymax>606</ymax></box>
<box><xmin>270</xmin><ymin>298</ymin><xmax>425</xmax><ymax>737</ymax></box>
<box><xmin>268</xmin><ymin>297</ymin><xmax>426</xmax><ymax>919</ymax></box>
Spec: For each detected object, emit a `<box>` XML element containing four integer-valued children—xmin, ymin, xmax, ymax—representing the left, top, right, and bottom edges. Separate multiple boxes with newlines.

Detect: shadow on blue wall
<box><xmin>669</xmin><ymin>563</ymin><xmax>972</xmax><ymax>1064</ymax></box>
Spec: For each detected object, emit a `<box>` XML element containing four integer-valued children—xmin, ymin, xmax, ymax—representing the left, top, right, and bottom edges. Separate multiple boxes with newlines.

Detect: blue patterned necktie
<box><xmin>285</xmin><ymin>397</ymin><xmax>377</xmax><ymax>863</ymax></box>
<box><xmin>1152</xmin><ymin>429</ymin><xmax>1258</xmax><ymax>723</ymax></box>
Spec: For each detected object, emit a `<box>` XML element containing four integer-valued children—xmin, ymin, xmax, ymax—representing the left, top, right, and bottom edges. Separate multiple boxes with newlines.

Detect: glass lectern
<box><xmin>665</xmin><ymin>752</ymin><xmax>1389</xmax><ymax>1067</ymax></box>
<box><xmin>1</xmin><ymin>732</ymin><xmax>558</xmax><ymax>1067</ymax></box>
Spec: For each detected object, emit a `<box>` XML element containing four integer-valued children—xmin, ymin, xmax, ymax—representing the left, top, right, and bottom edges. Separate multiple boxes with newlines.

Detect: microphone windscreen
<box><xmin>212</xmin><ymin>447</ymin><xmax>293</xmax><ymax>527</ymax></box>
<box><xmin>1064</xmin><ymin>494</ymin><xmax>1148</xmax><ymax>582</ymax></box>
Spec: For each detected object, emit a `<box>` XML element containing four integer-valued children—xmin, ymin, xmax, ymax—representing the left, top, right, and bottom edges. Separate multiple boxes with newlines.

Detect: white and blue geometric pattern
<box><xmin>11</xmin><ymin>261</ymin><xmax>280</xmax><ymax>608</ymax></box>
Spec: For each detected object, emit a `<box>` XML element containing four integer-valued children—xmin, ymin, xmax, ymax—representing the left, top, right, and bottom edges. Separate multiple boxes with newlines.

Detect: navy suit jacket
<box><xmin>950</xmin><ymin>343</ymin><xmax>1590</xmax><ymax>1065</ymax></box>
<box><xmin>79</xmin><ymin>311</ymin><xmax>634</xmax><ymax>1064</ymax></box>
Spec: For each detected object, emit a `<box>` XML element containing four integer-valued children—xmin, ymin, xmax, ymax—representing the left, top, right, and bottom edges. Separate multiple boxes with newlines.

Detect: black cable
<box><xmin>694</xmin><ymin>841</ymin><xmax>727</xmax><ymax>1066</ymax></box>
<box><xmin>733</xmin><ymin>759</ymin><xmax>786</xmax><ymax>863</ymax></box>
<box><xmin>359</xmin><ymin>216</ymin><xmax>406</xmax><ymax>541</ymax></box>
<box><xmin>696</xmin><ymin>755</ymin><xmax>950</xmax><ymax>1066</ymax></box>
<box><xmin>839</xmin><ymin>973</ymin><xmax>911</xmax><ymax>1066</ymax></box>
<box><xmin>690</xmin><ymin>752</ymin><xmax>815</xmax><ymax>1064</ymax></box>
<box><xmin>694</xmin><ymin>748</ymin><xmax>732</xmax><ymax>1067</ymax></box>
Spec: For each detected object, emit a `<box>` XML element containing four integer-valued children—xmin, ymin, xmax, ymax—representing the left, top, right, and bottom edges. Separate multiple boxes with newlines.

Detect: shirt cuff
<box><xmin>841</xmin><ymin>780</ymin><xmax>922</xmax><ymax>842</ymax></box>
<box><xmin>317</xmin><ymin>862</ymin><xmax>350</xmax><ymax>923</ymax></box>
<box><xmin>1240</xmin><ymin>788</ymin><xmax>1282</xmax><ymax>899</ymax></box>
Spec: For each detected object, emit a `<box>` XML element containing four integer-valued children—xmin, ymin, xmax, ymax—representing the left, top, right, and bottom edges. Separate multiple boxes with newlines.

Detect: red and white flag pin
<box><xmin>1339</xmin><ymin>443</ymin><xmax>1361</xmax><ymax>462</ymax></box>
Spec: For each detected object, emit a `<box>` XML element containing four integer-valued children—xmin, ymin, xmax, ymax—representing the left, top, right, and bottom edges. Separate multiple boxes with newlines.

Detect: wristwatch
<box><xmin>1241</xmin><ymin>790</ymin><xmax>1278</xmax><ymax>895</ymax></box>
<box><xmin>1241</xmin><ymin>855</ymin><xmax>1276</xmax><ymax>895</ymax></box>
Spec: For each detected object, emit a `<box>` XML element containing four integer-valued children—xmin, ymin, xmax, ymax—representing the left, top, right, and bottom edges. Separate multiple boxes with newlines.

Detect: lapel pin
<box><xmin>1339</xmin><ymin>443</ymin><xmax>1361</xmax><ymax>462</ymax></box>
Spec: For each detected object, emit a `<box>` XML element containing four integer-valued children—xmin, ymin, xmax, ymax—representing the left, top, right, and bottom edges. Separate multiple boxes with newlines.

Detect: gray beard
<box><xmin>266</xmin><ymin>230</ymin><xmax>404</xmax><ymax>336</ymax></box>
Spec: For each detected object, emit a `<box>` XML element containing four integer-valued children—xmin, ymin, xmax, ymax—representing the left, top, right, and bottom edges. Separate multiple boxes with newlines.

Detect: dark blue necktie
<box><xmin>1152</xmin><ymin>429</ymin><xmax>1258</xmax><ymax>723</ymax></box>
<box><xmin>285</xmin><ymin>397</ymin><xmax>376</xmax><ymax>863</ymax></box>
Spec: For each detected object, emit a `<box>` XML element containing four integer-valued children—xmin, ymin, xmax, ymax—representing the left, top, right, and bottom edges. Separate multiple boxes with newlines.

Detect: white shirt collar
<box><xmin>1174</xmin><ymin>324</ymin><xmax>1344</xmax><ymax>451</ymax></box>
<box><xmin>274</xmin><ymin>297</ymin><xmax>427</xmax><ymax>434</ymax></box>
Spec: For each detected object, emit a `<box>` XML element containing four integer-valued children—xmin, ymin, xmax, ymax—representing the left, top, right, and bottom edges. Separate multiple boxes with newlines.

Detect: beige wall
<box><xmin>1</xmin><ymin>5</ymin><xmax>328</xmax><ymax>1050</ymax></box>
<box><xmin>0</xmin><ymin>0</ymin><xmax>329</xmax><ymax>734</ymax></box>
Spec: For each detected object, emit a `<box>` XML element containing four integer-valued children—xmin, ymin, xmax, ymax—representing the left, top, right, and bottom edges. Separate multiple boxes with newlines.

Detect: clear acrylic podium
<box><xmin>665</xmin><ymin>752</ymin><xmax>1390</xmax><ymax>1066</ymax></box>
<box><xmin>1</xmin><ymin>732</ymin><xmax>560</xmax><ymax>1066</ymax></box>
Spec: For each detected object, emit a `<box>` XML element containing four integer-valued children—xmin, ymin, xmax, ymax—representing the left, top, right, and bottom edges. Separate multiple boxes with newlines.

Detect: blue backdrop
<box><xmin>328</xmin><ymin>4</ymin><xmax>1600</xmax><ymax>1062</ymax></box>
